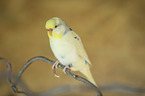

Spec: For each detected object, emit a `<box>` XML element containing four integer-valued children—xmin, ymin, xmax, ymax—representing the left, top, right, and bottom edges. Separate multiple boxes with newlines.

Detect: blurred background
<box><xmin>0</xmin><ymin>0</ymin><xmax>145</xmax><ymax>96</ymax></box>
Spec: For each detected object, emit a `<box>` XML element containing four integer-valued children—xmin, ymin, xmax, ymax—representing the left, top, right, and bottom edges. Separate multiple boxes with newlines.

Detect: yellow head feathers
<box><xmin>45</xmin><ymin>18</ymin><xmax>56</xmax><ymax>29</ymax></box>
<box><xmin>45</xmin><ymin>17</ymin><xmax>68</xmax><ymax>40</ymax></box>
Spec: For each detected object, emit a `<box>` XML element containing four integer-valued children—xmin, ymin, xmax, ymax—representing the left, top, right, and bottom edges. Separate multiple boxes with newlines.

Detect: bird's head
<box><xmin>45</xmin><ymin>17</ymin><xmax>68</xmax><ymax>40</ymax></box>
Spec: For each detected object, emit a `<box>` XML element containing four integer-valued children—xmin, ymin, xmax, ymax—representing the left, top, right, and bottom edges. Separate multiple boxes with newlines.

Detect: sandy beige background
<box><xmin>0</xmin><ymin>0</ymin><xmax>145</xmax><ymax>96</ymax></box>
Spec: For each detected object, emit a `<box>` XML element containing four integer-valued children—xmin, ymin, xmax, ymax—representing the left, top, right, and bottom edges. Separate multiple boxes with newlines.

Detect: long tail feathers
<box><xmin>80</xmin><ymin>65</ymin><xmax>97</xmax><ymax>86</ymax></box>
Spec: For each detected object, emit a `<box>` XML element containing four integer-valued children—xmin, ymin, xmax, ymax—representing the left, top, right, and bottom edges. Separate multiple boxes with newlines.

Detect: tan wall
<box><xmin>0</xmin><ymin>0</ymin><xmax>145</xmax><ymax>96</ymax></box>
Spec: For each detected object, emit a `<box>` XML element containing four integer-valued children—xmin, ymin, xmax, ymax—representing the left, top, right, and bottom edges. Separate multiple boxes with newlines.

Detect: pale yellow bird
<box><xmin>45</xmin><ymin>17</ymin><xmax>97</xmax><ymax>86</ymax></box>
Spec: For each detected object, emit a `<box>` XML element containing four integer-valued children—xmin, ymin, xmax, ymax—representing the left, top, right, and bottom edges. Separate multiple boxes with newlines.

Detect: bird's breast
<box><xmin>50</xmin><ymin>38</ymin><xmax>78</xmax><ymax>65</ymax></box>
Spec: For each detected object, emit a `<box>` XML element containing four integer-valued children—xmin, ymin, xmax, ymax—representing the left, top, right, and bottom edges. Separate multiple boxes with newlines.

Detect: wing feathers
<box><xmin>69</xmin><ymin>31</ymin><xmax>91</xmax><ymax>65</ymax></box>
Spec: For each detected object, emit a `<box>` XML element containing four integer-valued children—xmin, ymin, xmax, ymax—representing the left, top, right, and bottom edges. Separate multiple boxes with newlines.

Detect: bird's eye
<box><xmin>54</xmin><ymin>25</ymin><xmax>58</xmax><ymax>28</ymax></box>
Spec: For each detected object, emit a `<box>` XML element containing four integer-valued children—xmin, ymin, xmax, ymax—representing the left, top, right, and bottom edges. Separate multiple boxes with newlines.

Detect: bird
<box><xmin>45</xmin><ymin>17</ymin><xmax>97</xmax><ymax>86</ymax></box>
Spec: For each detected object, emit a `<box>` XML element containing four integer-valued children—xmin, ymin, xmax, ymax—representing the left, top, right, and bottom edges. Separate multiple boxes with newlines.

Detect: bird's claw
<box><xmin>52</xmin><ymin>61</ymin><xmax>59</xmax><ymax>69</ymax></box>
<box><xmin>52</xmin><ymin>61</ymin><xmax>60</xmax><ymax>77</ymax></box>
<box><xmin>63</xmin><ymin>66</ymin><xmax>70</xmax><ymax>74</ymax></box>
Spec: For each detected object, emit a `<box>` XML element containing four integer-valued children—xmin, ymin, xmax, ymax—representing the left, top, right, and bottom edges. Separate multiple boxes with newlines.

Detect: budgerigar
<box><xmin>45</xmin><ymin>17</ymin><xmax>97</xmax><ymax>86</ymax></box>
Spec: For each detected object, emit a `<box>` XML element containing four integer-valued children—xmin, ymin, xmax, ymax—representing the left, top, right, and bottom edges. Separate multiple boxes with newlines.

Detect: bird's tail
<box><xmin>80</xmin><ymin>65</ymin><xmax>97</xmax><ymax>86</ymax></box>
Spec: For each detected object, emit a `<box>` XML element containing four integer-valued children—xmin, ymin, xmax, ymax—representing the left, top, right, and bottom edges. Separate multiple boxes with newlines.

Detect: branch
<box><xmin>0</xmin><ymin>58</ymin><xmax>31</xmax><ymax>96</ymax></box>
<box><xmin>0</xmin><ymin>56</ymin><xmax>103</xmax><ymax>96</ymax></box>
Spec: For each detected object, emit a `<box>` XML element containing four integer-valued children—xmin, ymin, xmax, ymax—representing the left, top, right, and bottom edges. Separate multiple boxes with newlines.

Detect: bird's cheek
<box><xmin>53</xmin><ymin>31</ymin><xmax>62</xmax><ymax>39</ymax></box>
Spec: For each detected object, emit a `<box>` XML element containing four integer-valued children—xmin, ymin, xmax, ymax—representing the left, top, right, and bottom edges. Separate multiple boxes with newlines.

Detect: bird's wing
<box><xmin>66</xmin><ymin>31</ymin><xmax>91</xmax><ymax>65</ymax></box>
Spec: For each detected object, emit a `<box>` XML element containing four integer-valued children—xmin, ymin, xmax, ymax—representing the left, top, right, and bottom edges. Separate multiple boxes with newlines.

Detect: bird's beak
<box><xmin>47</xmin><ymin>28</ymin><xmax>53</xmax><ymax>36</ymax></box>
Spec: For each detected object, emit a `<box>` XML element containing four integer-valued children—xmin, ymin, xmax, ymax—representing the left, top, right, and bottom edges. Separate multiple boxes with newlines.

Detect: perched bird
<box><xmin>45</xmin><ymin>17</ymin><xmax>97</xmax><ymax>86</ymax></box>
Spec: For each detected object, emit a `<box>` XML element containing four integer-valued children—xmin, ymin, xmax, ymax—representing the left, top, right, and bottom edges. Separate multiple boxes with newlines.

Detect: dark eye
<box><xmin>54</xmin><ymin>25</ymin><xmax>58</xmax><ymax>28</ymax></box>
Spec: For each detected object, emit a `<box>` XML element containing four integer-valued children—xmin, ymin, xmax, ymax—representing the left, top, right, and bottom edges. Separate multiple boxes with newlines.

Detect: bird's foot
<box><xmin>63</xmin><ymin>65</ymin><xmax>71</xmax><ymax>74</ymax></box>
<box><xmin>52</xmin><ymin>61</ymin><xmax>59</xmax><ymax>69</ymax></box>
<box><xmin>52</xmin><ymin>61</ymin><xmax>60</xmax><ymax>77</ymax></box>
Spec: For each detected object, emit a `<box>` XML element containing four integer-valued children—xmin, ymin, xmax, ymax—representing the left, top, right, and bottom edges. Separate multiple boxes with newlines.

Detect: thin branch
<box><xmin>0</xmin><ymin>58</ymin><xmax>31</xmax><ymax>96</ymax></box>
<box><xmin>1</xmin><ymin>57</ymin><xmax>145</xmax><ymax>95</ymax></box>
<box><xmin>0</xmin><ymin>56</ymin><xmax>103</xmax><ymax>96</ymax></box>
<box><xmin>0</xmin><ymin>71</ymin><xmax>145</xmax><ymax>96</ymax></box>
<box><xmin>65</xmin><ymin>68</ymin><xmax>102</xmax><ymax>96</ymax></box>
<box><xmin>14</xmin><ymin>56</ymin><xmax>55</xmax><ymax>85</ymax></box>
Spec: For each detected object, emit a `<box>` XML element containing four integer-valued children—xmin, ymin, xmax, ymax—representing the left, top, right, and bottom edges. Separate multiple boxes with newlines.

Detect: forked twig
<box><xmin>0</xmin><ymin>56</ymin><xmax>103</xmax><ymax>96</ymax></box>
<box><xmin>0</xmin><ymin>58</ymin><xmax>30</xmax><ymax>96</ymax></box>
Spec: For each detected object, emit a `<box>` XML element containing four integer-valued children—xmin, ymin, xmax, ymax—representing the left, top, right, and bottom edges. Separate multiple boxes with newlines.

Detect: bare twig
<box><xmin>0</xmin><ymin>58</ymin><xmax>31</xmax><ymax>96</ymax></box>
<box><xmin>0</xmin><ymin>56</ymin><xmax>103</xmax><ymax>96</ymax></box>
<box><xmin>1</xmin><ymin>57</ymin><xmax>145</xmax><ymax>95</ymax></box>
